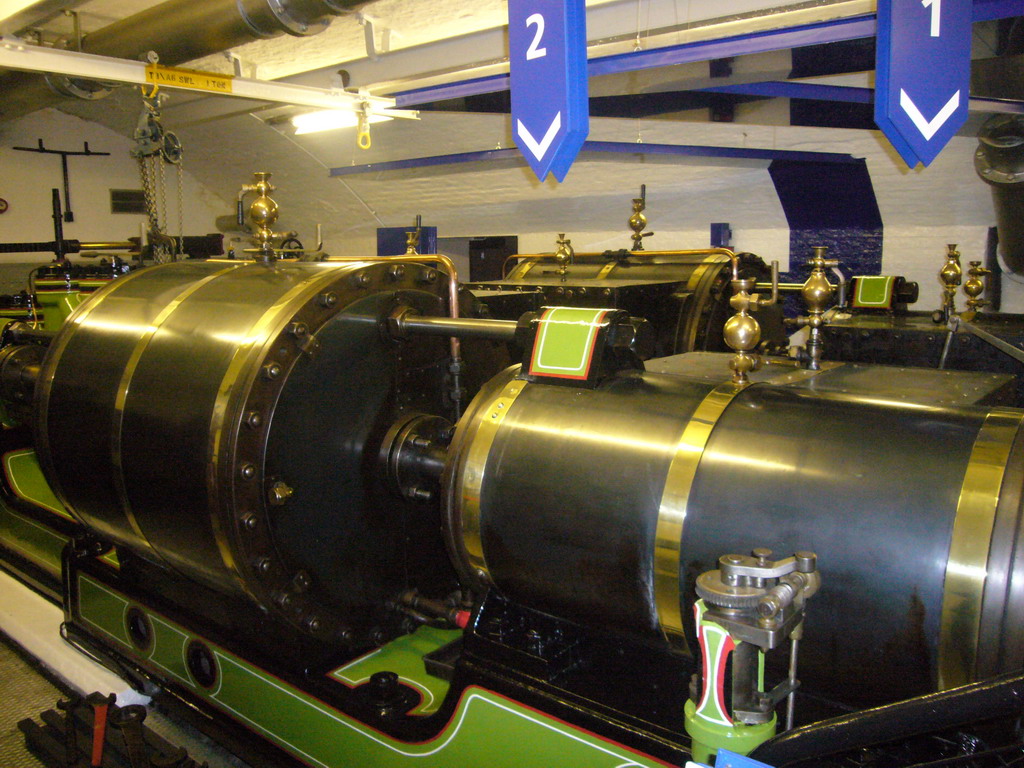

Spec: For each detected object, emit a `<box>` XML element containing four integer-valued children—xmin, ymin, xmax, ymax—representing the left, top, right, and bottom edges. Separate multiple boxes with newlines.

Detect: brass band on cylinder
<box><xmin>939</xmin><ymin>408</ymin><xmax>1024</xmax><ymax>689</ymax></box>
<box><xmin>655</xmin><ymin>380</ymin><xmax>746</xmax><ymax>646</ymax></box>
<box><xmin>456</xmin><ymin>376</ymin><xmax>528</xmax><ymax>584</ymax></box>
<box><xmin>35</xmin><ymin>265</ymin><xmax>162</xmax><ymax>527</ymax></box>
<box><xmin>111</xmin><ymin>264</ymin><xmax>244</xmax><ymax>550</ymax></box>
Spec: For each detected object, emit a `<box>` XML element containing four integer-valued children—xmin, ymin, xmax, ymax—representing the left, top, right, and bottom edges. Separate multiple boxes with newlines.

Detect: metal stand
<box><xmin>12</xmin><ymin>139</ymin><xmax>110</xmax><ymax>222</ymax></box>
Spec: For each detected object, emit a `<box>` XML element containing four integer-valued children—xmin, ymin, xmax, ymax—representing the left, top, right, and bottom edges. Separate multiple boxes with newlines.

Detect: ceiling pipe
<box><xmin>0</xmin><ymin>0</ymin><xmax>370</xmax><ymax>121</ymax></box>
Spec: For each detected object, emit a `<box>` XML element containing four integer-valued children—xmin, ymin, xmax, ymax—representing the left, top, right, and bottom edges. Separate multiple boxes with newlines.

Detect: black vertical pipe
<box><xmin>51</xmin><ymin>189</ymin><xmax>67</xmax><ymax>261</ymax></box>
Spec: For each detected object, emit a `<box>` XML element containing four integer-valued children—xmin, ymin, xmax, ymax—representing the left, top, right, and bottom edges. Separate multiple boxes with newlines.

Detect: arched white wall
<box><xmin>0</xmin><ymin>109</ymin><xmax>228</xmax><ymax>265</ymax></box>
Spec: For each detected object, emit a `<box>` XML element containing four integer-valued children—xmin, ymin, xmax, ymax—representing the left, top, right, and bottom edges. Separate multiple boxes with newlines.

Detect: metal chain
<box><xmin>158</xmin><ymin>157</ymin><xmax>168</xmax><ymax>242</ymax></box>
<box><xmin>176</xmin><ymin>160</ymin><xmax>184</xmax><ymax>257</ymax></box>
<box><xmin>139</xmin><ymin>154</ymin><xmax>171</xmax><ymax>263</ymax></box>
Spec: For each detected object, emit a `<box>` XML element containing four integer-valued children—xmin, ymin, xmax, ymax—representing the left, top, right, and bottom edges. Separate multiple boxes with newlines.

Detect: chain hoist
<box><xmin>130</xmin><ymin>78</ymin><xmax>184</xmax><ymax>262</ymax></box>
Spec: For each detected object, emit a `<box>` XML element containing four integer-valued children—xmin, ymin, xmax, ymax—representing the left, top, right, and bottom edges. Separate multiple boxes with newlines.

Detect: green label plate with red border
<box><xmin>528</xmin><ymin>307</ymin><xmax>610</xmax><ymax>380</ymax></box>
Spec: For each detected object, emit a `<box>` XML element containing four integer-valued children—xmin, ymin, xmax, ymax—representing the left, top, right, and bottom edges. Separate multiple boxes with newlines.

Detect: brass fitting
<box><xmin>554</xmin><ymin>234</ymin><xmax>574</xmax><ymax>279</ymax></box>
<box><xmin>724</xmin><ymin>259</ymin><xmax>779</xmax><ymax>384</ymax></box>
<box><xmin>724</xmin><ymin>278</ymin><xmax>763</xmax><ymax>384</ymax></box>
<box><xmin>629</xmin><ymin>197</ymin><xmax>651</xmax><ymax>251</ymax></box>
<box><xmin>938</xmin><ymin>244</ymin><xmax>963</xmax><ymax>321</ymax></box>
<box><xmin>238</xmin><ymin>172</ymin><xmax>280</xmax><ymax>262</ymax></box>
<box><xmin>962</xmin><ymin>260</ymin><xmax>991</xmax><ymax>320</ymax></box>
<box><xmin>792</xmin><ymin>246</ymin><xmax>837</xmax><ymax>371</ymax></box>
<box><xmin>405</xmin><ymin>229</ymin><xmax>421</xmax><ymax>255</ymax></box>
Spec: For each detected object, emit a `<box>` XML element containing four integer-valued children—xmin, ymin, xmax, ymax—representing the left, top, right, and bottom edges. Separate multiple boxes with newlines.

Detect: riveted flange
<box><xmin>224</xmin><ymin>261</ymin><xmax>450</xmax><ymax>645</ymax></box>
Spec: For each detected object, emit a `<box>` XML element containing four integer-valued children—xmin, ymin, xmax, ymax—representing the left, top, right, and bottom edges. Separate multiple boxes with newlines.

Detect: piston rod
<box><xmin>390</xmin><ymin>312</ymin><xmax>519</xmax><ymax>342</ymax></box>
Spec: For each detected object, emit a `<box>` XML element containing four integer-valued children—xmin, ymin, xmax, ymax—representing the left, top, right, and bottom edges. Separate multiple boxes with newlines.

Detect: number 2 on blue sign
<box><xmin>526</xmin><ymin>13</ymin><xmax>547</xmax><ymax>59</ymax></box>
<box><xmin>922</xmin><ymin>0</ymin><xmax>940</xmax><ymax>37</ymax></box>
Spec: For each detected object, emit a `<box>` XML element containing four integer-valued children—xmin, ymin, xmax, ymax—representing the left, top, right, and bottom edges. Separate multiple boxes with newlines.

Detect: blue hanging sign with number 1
<box><xmin>509</xmin><ymin>0</ymin><xmax>589</xmax><ymax>182</ymax></box>
<box><xmin>875</xmin><ymin>0</ymin><xmax>972</xmax><ymax>167</ymax></box>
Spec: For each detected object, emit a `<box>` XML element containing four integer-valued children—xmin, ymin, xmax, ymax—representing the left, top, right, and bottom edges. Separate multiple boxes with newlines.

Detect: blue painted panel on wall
<box><xmin>377</xmin><ymin>226</ymin><xmax>438</xmax><ymax>257</ymax></box>
<box><xmin>769</xmin><ymin>159</ymin><xmax>883</xmax><ymax>313</ymax></box>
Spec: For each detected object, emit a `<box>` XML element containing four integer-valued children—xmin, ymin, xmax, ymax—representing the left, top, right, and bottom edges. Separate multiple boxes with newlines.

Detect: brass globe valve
<box><xmin>792</xmin><ymin>246</ymin><xmax>838</xmax><ymax>371</ymax></box>
<box><xmin>724</xmin><ymin>256</ymin><xmax>779</xmax><ymax>384</ymax></box>
<box><xmin>938</xmin><ymin>244</ymin><xmax>963</xmax><ymax>322</ymax></box>
<box><xmin>962</xmin><ymin>260</ymin><xmax>991</xmax><ymax>320</ymax></box>
<box><xmin>238</xmin><ymin>172</ymin><xmax>280</xmax><ymax>262</ymax></box>
<box><xmin>628</xmin><ymin>185</ymin><xmax>653</xmax><ymax>251</ymax></box>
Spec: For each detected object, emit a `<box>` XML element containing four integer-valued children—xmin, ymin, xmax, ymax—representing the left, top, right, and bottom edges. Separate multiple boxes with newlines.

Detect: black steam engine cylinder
<box><xmin>34</xmin><ymin>260</ymin><xmax>460</xmax><ymax>647</ymax></box>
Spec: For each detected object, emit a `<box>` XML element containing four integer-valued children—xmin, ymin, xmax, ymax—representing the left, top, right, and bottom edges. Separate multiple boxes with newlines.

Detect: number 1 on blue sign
<box><xmin>922</xmin><ymin>0</ymin><xmax>940</xmax><ymax>37</ymax></box>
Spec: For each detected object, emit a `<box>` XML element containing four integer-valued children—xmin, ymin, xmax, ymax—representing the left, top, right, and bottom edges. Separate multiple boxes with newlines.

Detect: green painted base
<box><xmin>75</xmin><ymin>573</ymin><xmax>671</xmax><ymax>768</ymax></box>
<box><xmin>684</xmin><ymin>699</ymin><xmax>776</xmax><ymax>764</ymax></box>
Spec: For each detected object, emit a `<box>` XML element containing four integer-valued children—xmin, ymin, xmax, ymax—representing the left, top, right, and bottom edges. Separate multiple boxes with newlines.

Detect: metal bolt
<box><xmin>288</xmin><ymin>322</ymin><xmax>308</xmax><ymax>338</ymax></box>
<box><xmin>241</xmin><ymin>512</ymin><xmax>258</xmax><ymax>531</ymax></box>
<box><xmin>408</xmin><ymin>487</ymin><xmax>433</xmax><ymax>502</ymax></box>
<box><xmin>263</xmin><ymin>362</ymin><xmax>282</xmax><ymax>380</ymax></box>
<box><xmin>420</xmin><ymin>268</ymin><xmax>437</xmax><ymax>283</ymax></box>
<box><xmin>353</xmin><ymin>272</ymin><xmax>371</xmax><ymax>287</ymax></box>
<box><xmin>318</xmin><ymin>291</ymin><xmax>338</xmax><ymax>308</ymax></box>
<box><xmin>293</xmin><ymin>571</ymin><xmax>312</xmax><ymax>591</ymax></box>
<box><xmin>268</xmin><ymin>481</ymin><xmax>294</xmax><ymax>505</ymax></box>
<box><xmin>752</xmin><ymin>548</ymin><xmax>773</xmax><ymax>565</ymax></box>
<box><xmin>240</xmin><ymin>463</ymin><xmax>257</xmax><ymax>480</ymax></box>
<box><xmin>245</xmin><ymin>411</ymin><xmax>262</xmax><ymax>429</ymax></box>
<box><xmin>305</xmin><ymin>616</ymin><xmax>322</xmax><ymax>633</ymax></box>
<box><xmin>389</xmin><ymin>265</ymin><xmax>405</xmax><ymax>280</ymax></box>
<box><xmin>256</xmin><ymin>557</ymin><xmax>272</xmax><ymax>575</ymax></box>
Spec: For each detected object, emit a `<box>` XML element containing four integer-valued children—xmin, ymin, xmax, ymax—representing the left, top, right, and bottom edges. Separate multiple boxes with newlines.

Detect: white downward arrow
<box><xmin>899</xmin><ymin>89</ymin><xmax>960</xmax><ymax>140</ymax></box>
<box><xmin>517</xmin><ymin>112</ymin><xmax>562</xmax><ymax>161</ymax></box>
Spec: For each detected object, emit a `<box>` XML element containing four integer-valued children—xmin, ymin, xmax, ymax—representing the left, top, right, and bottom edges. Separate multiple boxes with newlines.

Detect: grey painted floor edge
<box><xmin>0</xmin><ymin>630</ymin><xmax>62</xmax><ymax>768</ymax></box>
<box><xmin>0</xmin><ymin>629</ymin><xmax>253</xmax><ymax>768</ymax></box>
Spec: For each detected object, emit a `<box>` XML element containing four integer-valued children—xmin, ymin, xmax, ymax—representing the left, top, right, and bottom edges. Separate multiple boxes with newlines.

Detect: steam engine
<box><xmin>2</xmin><ymin>255</ymin><xmax>1023</xmax><ymax>767</ymax></box>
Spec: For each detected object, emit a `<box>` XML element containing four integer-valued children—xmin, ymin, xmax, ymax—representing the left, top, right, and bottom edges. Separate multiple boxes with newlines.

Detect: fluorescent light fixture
<box><xmin>292</xmin><ymin>109</ymin><xmax>393</xmax><ymax>135</ymax></box>
<box><xmin>0</xmin><ymin>0</ymin><xmax>50</xmax><ymax>29</ymax></box>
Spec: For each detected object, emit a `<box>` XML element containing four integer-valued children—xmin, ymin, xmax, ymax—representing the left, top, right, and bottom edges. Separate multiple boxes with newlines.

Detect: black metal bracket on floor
<box><xmin>19</xmin><ymin>693</ymin><xmax>210</xmax><ymax>768</ymax></box>
<box><xmin>12</xmin><ymin>140</ymin><xmax>110</xmax><ymax>223</ymax></box>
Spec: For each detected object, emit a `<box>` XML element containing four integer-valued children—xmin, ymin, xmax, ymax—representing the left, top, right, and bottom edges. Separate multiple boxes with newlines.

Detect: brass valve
<box><xmin>724</xmin><ymin>257</ymin><xmax>779</xmax><ymax>384</ymax></box>
<box><xmin>554</xmin><ymin>233</ymin><xmax>574</xmax><ymax>279</ymax></box>
<box><xmin>724</xmin><ymin>278</ymin><xmax>763</xmax><ymax>384</ymax></box>
<box><xmin>238</xmin><ymin>172</ymin><xmax>280</xmax><ymax>262</ymax></box>
<box><xmin>628</xmin><ymin>185</ymin><xmax>653</xmax><ymax>251</ymax></box>
<box><xmin>791</xmin><ymin>246</ymin><xmax>838</xmax><ymax>371</ymax></box>
<box><xmin>963</xmin><ymin>260</ymin><xmax>990</xmax><ymax>320</ymax></box>
<box><xmin>405</xmin><ymin>229</ymin><xmax>420</xmax><ymax>255</ymax></box>
<box><xmin>938</xmin><ymin>244</ymin><xmax>963</xmax><ymax>322</ymax></box>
